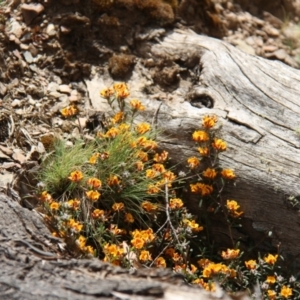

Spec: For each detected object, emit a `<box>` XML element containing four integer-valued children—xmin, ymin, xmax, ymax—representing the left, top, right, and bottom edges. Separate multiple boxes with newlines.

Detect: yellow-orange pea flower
<box><xmin>86</xmin><ymin>190</ymin><xmax>101</xmax><ymax>201</ymax></box>
<box><xmin>280</xmin><ymin>286</ymin><xmax>293</xmax><ymax>298</ymax></box>
<box><xmin>89</xmin><ymin>153</ymin><xmax>99</xmax><ymax>164</ymax></box>
<box><xmin>139</xmin><ymin>250</ymin><xmax>152</xmax><ymax>262</ymax></box>
<box><xmin>105</xmin><ymin>127</ymin><xmax>119</xmax><ymax>138</ymax></box>
<box><xmin>190</xmin><ymin>182</ymin><xmax>213</xmax><ymax>196</ymax></box>
<box><xmin>141</xmin><ymin>201</ymin><xmax>158</xmax><ymax>212</ymax></box>
<box><xmin>245</xmin><ymin>259</ymin><xmax>256</xmax><ymax>270</ymax></box>
<box><xmin>147</xmin><ymin>184</ymin><xmax>160</xmax><ymax>194</ymax></box>
<box><xmin>131</xmin><ymin>237</ymin><xmax>145</xmax><ymax>249</ymax></box>
<box><xmin>100</xmin><ymin>87</ymin><xmax>114</xmax><ymax>98</ymax></box>
<box><xmin>135</xmin><ymin>161</ymin><xmax>144</xmax><ymax>171</ymax></box>
<box><xmin>125</xmin><ymin>212</ymin><xmax>134</xmax><ymax>223</ymax></box>
<box><xmin>145</xmin><ymin>169</ymin><xmax>158</xmax><ymax>179</ymax></box>
<box><xmin>68</xmin><ymin>219</ymin><xmax>83</xmax><ymax>233</ymax></box>
<box><xmin>153</xmin><ymin>151</ymin><xmax>168</xmax><ymax>163</ymax></box>
<box><xmin>87</xmin><ymin>178</ymin><xmax>102</xmax><ymax>189</ymax></box>
<box><xmin>202</xmin><ymin>168</ymin><xmax>217</xmax><ymax>179</ymax></box>
<box><xmin>155</xmin><ymin>257</ymin><xmax>166</xmax><ymax>268</ymax></box>
<box><xmin>68</xmin><ymin>170</ymin><xmax>83</xmax><ymax>182</ymax></box>
<box><xmin>67</xmin><ymin>199</ymin><xmax>80</xmax><ymax>210</ymax></box>
<box><xmin>221</xmin><ymin>248</ymin><xmax>240</xmax><ymax>260</ymax></box>
<box><xmin>221</xmin><ymin>169</ymin><xmax>236</xmax><ymax>179</ymax></box>
<box><xmin>226</xmin><ymin>200</ymin><xmax>240</xmax><ymax>211</ymax></box>
<box><xmin>61</xmin><ymin>105</ymin><xmax>78</xmax><ymax>117</ymax></box>
<box><xmin>39</xmin><ymin>191</ymin><xmax>52</xmax><ymax>202</ymax></box>
<box><xmin>202</xmin><ymin>115</ymin><xmax>218</xmax><ymax>129</ymax></box>
<box><xmin>198</xmin><ymin>147</ymin><xmax>209</xmax><ymax>156</ymax></box>
<box><xmin>50</xmin><ymin>201</ymin><xmax>60</xmax><ymax>211</ymax></box>
<box><xmin>112</xmin><ymin>202</ymin><xmax>125</xmax><ymax>211</ymax></box>
<box><xmin>107</xmin><ymin>174</ymin><xmax>121</xmax><ymax>186</ymax></box>
<box><xmin>130</xmin><ymin>99</ymin><xmax>145</xmax><ymax>111</ymax></box>
<box><xmin>169</xmin><ymin>198</ymin><xmax>183</xmax><ymax>210</ymax></box>
<box><xmin>152</xmin><ymin>163</ymin><xmax>165</xmax><ymax>173</ymax></box>
<box><xmin>212</xmin><ymin>138</ymin><xmax>227</xmax><ymax>151</ymax></box>
<box><xmin>187</xmin><ymin>157</ymin><xmax>200</xmax><ymax>169</ymax></box>
<box><xmin>264</xmin><ymin>254</ymin><xmax>278</xmax><ymax>265</ymax></box>
<box><xmin>137</xmin><ymin>150</ymin><xmax>148</xmax><ymax>162</ymax></box>
<box><xmin>266</xmin><ymin>276</ymin><xmax>276</xmax><ymax>284</ymax></box>
<box><xmin>136</xmin><ymin>123</ymin><xmax>151</xmax><ymax>134</ymax></box>
<box><xmin>76</xmin><ymin>235</ymin><xmax>86</xmax><ymax>249</ymax></box>
<box><xmin>267</xmin><ymin>290</ymin><xmax>276</xmax><ymax>300</ymax></box>
<box><xmin>91</xmin><ymin>209</ymin><xmax>104</xmax><ymax>219</ymax></box>
<box><xmin>112</xmin><ymin>112</ymin><xmax>124</xmax><ymax>124</ymax></box>
<box><xmin>113</xmin><ymin>82</ymin><xmax>130</xmax><ymax>98</ymax></box>
<box><xmin>165</xmin><ymin>248</ymin><xmax>175</xmax><ymax>257</ymax></box>
<box><xmin>192</xmin><ymin>130</ymin><xmax>209</xmax><ymax>142</ymax></box>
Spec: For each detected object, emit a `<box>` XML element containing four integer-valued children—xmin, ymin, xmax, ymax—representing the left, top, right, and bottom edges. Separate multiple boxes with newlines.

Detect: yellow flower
<box><xmin>91</xmin><ymin>209</ymin><xmax>105</xmax><ymax>219</ymax></box>
<box><xmin>192</xmin><ymin>130</ymin><xmax>209</xmax><ymax>142</ymax></box>
<box><xmin>264</xmin><ymin>254</ymin><xmax>278</xmax><ymax>265</ymax></box>
<box><xmin>183</xmin><ymin>219</ymin><xmax>204</xmax><ymax>232</ymax></box>
<box><xmin>139</xmin><ymin>250</ymin><xmax>152</xmax><ymax>262</ymax></box>
<box><xmin>245</xmin><ymin>259</ymin><xmax>256</xmax><ymax>270</ymax></box>
<box><xmin>221</xmin><ymin>248</ymin><xmax>240</xmax><ymax>260</ymax></box>
<box><xmin>76</xmin><ymin>235</ymin><xmax>86</xmax><ymax>249</ymax></box>
<box><xmin>86</xmin><ymin>190</ymin><xmax>101</xmax><ymax>201</ymax></box>
<box><xmin>202</xmin><ymin>115</ymin><xmax>218</xmax><ymax>129</ymax></box>
<box><xmin>100</xmin><ymin>87</ymin><xmax>114</xmax><ymax>98</ymax></box>
<box><xmin>135</xmin><ymin>161</ymin><xmax>144</xmax><ymax>171</ymax></box>
<box><xmin>152</xmin><ymin>163</ymin><xmax>166</xmax><ymax>173</ymax></box>
<box><xmin>163</xmin><ymin>171</ymin><xmax>176</xmax><ymax>182</ymax></box>
<box><xmin>169</xmin><ymin>198</ymin><xmax>183</xmax><ymax>210</ymax></box>
<box><xmin>147</xmin><ymin>184</ymin><xmax>160</xmax><ymax>194</ymax></box>
<box><xmin>137</xmin><ymin>150</ymin><xmax>148</xmax><ymax>162</ymax></box>
<box><xmin>84</xmin><ymin>245</ymin><xmax>95</xmax><ymax>255</ymax></box>
<box><xmin>112</xmin><ymin>202</ymin><xmax>125</xmax><ymax>211</ymax></box>
<box><xmin>280</xmin><ymin>286</ymin><xmax>292</xmax><ymax>298</ymax></box>
<box><xmin>136</xmin><ymin>123</ymin><xmax>151</xmax><ymax>134</ymax></box>
<box><xmin>165</xmin><ymin>248</ymin><xmax>175</xmax><ymax>257</ymax></box>
<box><xmin>104</xmin><ymin>243</ymin><xmax>124</xmax><ymax>257</ymax></box>
<box><xmin>87</xmin><ymin>177</ymin><xmax>102</xmax><ymax>189</ymax></box>
<box><xmin>197</xmin><ymin>258</ymin><xmax>212</xmax><ymax>268</ymax></box>
<box><xmin>107</xmin><ymin>174</ymin><xmax>121</xmax><ymax>186</ymax></box>
<box><xmin>267</xmin><ymin>290</ymin><xmax>276</xmax><ymax>300</ymax></box>
<box><xmin>68</xmin><ymin>219</ymin><xmax>83</xmax><ymax>233</ymax></box>
<box><xmin>125</xmin><ymin>212</ymin><xmax>134</xmax><ymax>223</ymax></box>
<box><xmin>198</xmin><ymin>147</ymin><xmax>209</xmax><ymax>156</ymax></box>
<box><xmin>190</xmin><ymin>183</ymin><xmax>213</xmax><ymax>196</ymax></box>
<box><xmin>145</xmin><ymin>169</ymin><xmax>159</xmax><ymax>179</ymax></box>
<box><xmin>212</xmin><ymin>138</ymin><xmax>227</xmax><ymax>151</ymax></box>
<box><xmin>89</xmin><ymin>153</ymin><xmax>100</xmax><ymax>164</ymax></box>
<box><xmin>118</xmin><ymin>123</ymin><xmax>130</xmax><ymax>131</ymax></box>
<box><xmin>68</xmin><ymin>170</ymin><xmax>83</xmax><ymax>182</ymax></box>
<box><xmin>172</xmin><ymin>252</ymin><xmax>182</xmax><ymax>262</ymax></box>
<box><xmin>266</xmin><ymin>276</ymin><xmax>276</xmax><ymax>284</ymax></box>
<box><xmin>131</xmin><ymin>237</ymin><xmax>145</xmax><ymax>249</ymax></box>
<box><xmin>105</xmin><ymin>127</ymin><xmax>119</xmax><ymax>138</ymax></box>
<box><xmin>155</xmin><ymin>257</ymin><xmax>166</xmax><ymax>268</ymax></box>
<box><xmin>112</xmin><ymin>112</ymin><xmax>124</xmax><ymax>124</ymax></box>
<box><xmin>39</xmin><ymin>191</ymin><xmax>52</xmax><ymax>202</ymax></box>
<box><xmin>109</xmin><ymin>224</ymin><xmax>126</xmax><ymax>235</ymax></box>
<box><xmin>113</xmin><ymin>82</ymin><xmax>129</xmax><ymax>98</ymax></box>
<box><xmin>130</xmin><ymin>99</ymin><xmax>145</xmax><ymax>110</ymax></box>
<box><xmin>50</xmin><ymin>201</ymin><xmax>60</xmax><ymax>211</ymax></box>
<box><xmin>226</xmin><ymin>200</ymin><xmax>243</xmax><ymax>218</ymax></box>
<box><xmin>190</xmin><ymin>264</ymin><xmax>198</xmax><ymax>273</ymax></box>
<box><xmin>61</xmin><ymin>105</ymin><xmax>78</xmax><ymax>117</ymax></box>
<box><xmin>153</xmin><ymin>151</ymin><xmax>168</xmax><ymax>163</ymax></box>
<box><xmin>67</xmin><ymin>199</ymin><xmax>80</xmax><ymax>210</ymax></box>
<box><xmin>141</xmin><ymin>201</ymin><xmax>158</xmax><ymax>212</ymax></box>
<box><xmin>202</xmin><ymin>168</ymin><xmax>217</xmax><ymax>179</ymax></box>
<box><xmin>221</xmin><ymin>169</ymin><xmax>236</xmax><ymax>179</ymax></box>
<box><xmin>187</xmin><ymin>157</ymin><xmax>200</xmax><ymax>169</ymax></box>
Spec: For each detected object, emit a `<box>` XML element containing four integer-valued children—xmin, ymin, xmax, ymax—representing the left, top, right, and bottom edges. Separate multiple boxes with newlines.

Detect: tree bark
<box><xmin>87</xmin><ymin>29</ymin><xmax>300</xmax><ymax>264</ymax></box>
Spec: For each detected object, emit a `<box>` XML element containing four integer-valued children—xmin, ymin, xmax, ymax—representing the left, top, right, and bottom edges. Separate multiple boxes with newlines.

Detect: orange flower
<box><xmin>221</xmin><ymin>248</ymin><xmax>240</xmax><ymax>260</ymax></box>
<box><xmin>153</xmin><ymin>151</ymin><xmax>168</xmax><ymax>163</ymax></box>
<box><xmin>187</xmin><ymin>157</ymin><xmax>200</xmax><ymax>169</ymax></box>
<box><xmin>145</xmin><ymin>169</ymin><xmax>159</xmax><ymax>179</ymax></box>
<box><xmin>61</xmin><ymin>105</ymin><xmax>78</xmax><ymax>117</ymax></box>
<box><xmin>147</xmin><ymin>184</ymin><xmax>160</xmax><ymax>194</ymax></box>
<box><xmin>118</xmin><ymin>123</ymin><xmax>130</xmax><ymax>131</ymax></box>
<box><xmin>152</xmin><ymin>163</ymin><xmax>166</xmax><ymax>173</ymax></box>
<box><xmin>87</xmin><ymin>178</ymin><xmax>102</xmax><ymax>189</ymax></box>
<box><xmin>136</xmin><ymin>150</ymin><xmax>148</xmax><ymax>162</ymax></box>
<box><xmin>67</xmin><ymin>199</ymin><xmax>80</xmax><ymax>210</ymax></box>
<box><xmin>266</xmin><ymin>276</ymin><xmax>276</xmax><ymax>284</ymax></box>
<box><xmin>105</xmin><ymin>127</ymin><xmax>119</xmax><ymax>138</ymax></box>
<box><xmin>76</xmin><ymin>235</ymin><xmax>86</xmax><ymax>249</ymax></box>
<box><xmin>155</xmin><ymin>257</ymin><xmax>166</xmax><ymax>268</ymax></box>
<box><xmin>202</xmin><ymin>168</ymin><xmax>217</xmax><ymax>179</ymax></box>
<box><xmin>104</xmin><ymin>243</ymin><xmax>124</xmax><ymax>257</ymax></box>
<box><xmin>112</xmin><ymin>202</ymin><xmax>125</xmax><ymax>211</ymax></box>
<box><xmin>183</xmin><ymin>219</ymin><xmax>203</xmax><ymax>232</ymax></box>
<box><xmin>50</xmin><ymin>201</ymin><xmax>60</xmax><ymax>211</ymax></box>
<box><xmin>190</xmin><ymin>183</ymin><xmax>213</xmax><ymax>196</ymax></box>
<box><xmin>245</xmin><ymin>259</ymin><xmax>256</xmax><ymax>270</ymax></box>
<box><xmin>136</xmin><ymin>123</ymin><xmax>151</xmax><ymax>134</ymax></box>
<box><xmin>107</xmin><ymin>174</ymin><xmax>121</xmax><ymax>186</ymax></box>
<box><xmin>131</xmin><ymin>237</ymin><xmax>145</xmax><ymax>249</ymax></box>
<box><xmin>226</xmin><ymin>200</ymin><xmax>243</xmax><ymax>218</ymax></box>
<box><xmin>112</xmin><ymin>112</ymin><xmax>124</xmax><ymax>124</ymax></box>
<box><xmin>39</xmin><ymin>191</ymin><xmax>52</xmax><ymax>202</ymax></box>
<box><xmin>68</xmin><ymin>219</ymin><xmax>83</xmax><ymax>233</ymax></box>
<box><xmin>192</xmin><ymin>130</ymin><xmax>209</xmax><ymax>142</ymax></box>
<box><xmin>100</xmin><ymin>87</ymin><xmax>114</xmax><ymax>98</ymax></box>
<box><xmin>190</xmin><ymin>264</ymin><xmax>198</xmax><ymax>274</ymax></box>
<box><xmin>125</xmin><ymin>212</ymin><xmax>134</xmax><ymax>223</ymax></box>
<box><xmin>198</xmin><ymin>147</ymin><xmax>209</xmax><ymax>156</ymax></box>
<box><xmin>110</xmin><ymin>224</ymin><xmax>126</xmax><ymax>235</ymax></box>
<box><xmin>267</xmin><ymin>290</ymin><xmax>276</xmax><ymax>300</ymax></box>
<box><xmin>135</xmin><ymin>161</ymin><xmax>144</xmax><ymax>171</ymax></box>
<box><xmin>163</xmin><ymin>171</ymin><xmax>176</xmax><ymax>182</ymax></box>
<box><xmin>197</xmin><ymin>258</ymin><xmax>212</xmax><ymax>268</ymax></box>
<box><xmin>281</xmin><ymin>286</ymin><xmax>293</xmax><ymax>298</ymax></box>
<box><xmin>141</xmin><ymin>201</ymin><xmax>158</xmax><ymax>212</ymax></box>
<box><xmin>91</xmin><ymin>209</ymin><xmax>105</xmax><ymax>219</ymax></box>
<box><xmin>139</xmin><ymin>250</ymin><xmax>152</xmax><ymax>261</ymax></box>
<box><xmin>89</xmin><ymin>153</ymin><xmax>100</xmax><ymax>164</ymax></box>
<box><xmin>264</xmin><ymin>254</ymin><xmax>278</xmax><ymax>265</ymax></box>
<box><xmin>68</xmin><ymin>170</ymin><xmax>83</xmax><ymax>182</ymax></box>
<box><xmin>165</xmin><ymin>248</ymin><xmax>175</xmax><ymax>257</ymax></box>
<box><xmin>202</xmin><ymin>115</ymin><xmax>218</xmax><ymax>129</ymax></box>
<box><xmin>212</xmin><ymin>138</ymin><xmax>227</xmax><ymax>151</ymax></box>
<box><xmin>221</xmin><ymin>169</ymin><xmax>236</xmax><ymax>179</ymax></box>
<box><xmin>84</xmin><ymin>245</ymin><xmax>95</xmax><ymax>255</ymax></box>
<box><xmin>130</xmin><ymin>99</ymin><xmax>145</xmax><ymax>110</ymax></box>
<box><xmin>113</xmin><ymin>82</ymin><xmax>129</xmax><ymax>98</ymax></box>
<box><xmin>169</xmin><ymin>198</ymin><xmax>183</xmax><ymax>210</ymax></box>
<box><xmin>86</xmin><ymin>190</ymin><xmax>101</xmax><ymax>201</ymax></box>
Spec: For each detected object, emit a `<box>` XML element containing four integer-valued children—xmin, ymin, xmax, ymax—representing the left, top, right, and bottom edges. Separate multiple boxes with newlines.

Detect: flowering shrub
<box><xmin>37</xmin><ymin>82</ymin><xmax>299</xmax><ymax>299</ymax></box>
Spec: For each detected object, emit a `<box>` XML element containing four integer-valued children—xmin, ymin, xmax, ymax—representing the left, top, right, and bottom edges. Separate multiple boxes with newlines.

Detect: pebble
<box><xmin>46</xmin><ymin>23</ymin><xmax>56</xmax><ymax>37</ymax></box>
<box><xmin>21</xmin><ymin>3</ymin><xmax>45</xmax><ymax>25</ymax></box>
<box><xmin>58</xmin><ymin>84</ymin><xmax>71</xmax><ymax>94</ymax></box>
<box><xmin>23</xmin><ymin>51</ymin><xmax>33</xmax><ymax>63</ymax></box>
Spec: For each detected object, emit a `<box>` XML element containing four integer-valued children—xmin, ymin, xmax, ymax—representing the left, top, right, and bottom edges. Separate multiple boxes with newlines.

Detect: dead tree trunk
<box><xmin>87</xmin><ymin>29</ymin><xmax>300</xmax><ymax>263</ymax></box>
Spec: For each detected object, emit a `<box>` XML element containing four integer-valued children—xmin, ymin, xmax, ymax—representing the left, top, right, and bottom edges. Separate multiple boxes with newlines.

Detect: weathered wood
<box><xmin>86</xmin><ymin>29</ymin><xmax>300</xmax><ymax>262</ymax></box>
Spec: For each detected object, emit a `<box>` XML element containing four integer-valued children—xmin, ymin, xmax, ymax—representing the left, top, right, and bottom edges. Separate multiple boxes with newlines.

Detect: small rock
<box><xmin>0</xmin><ymin>82</ymin><xmax>7</xmax><ymax>96</ymax></box>
<box><xmin>60</xmin><ymin>26</ymin><xmax>71</xmax><ymax>34</ymax></box>
<box><xmin>48</xmin><ymin>91</ymin><xmax>63</xmax><ymax>98</ymax></box>
<box><xmin>264</xmin><ymin>25</ymin><xmax>280</xmax><ymax>37</ymax></box>
<box><xmin>11</xmin><ymin>99</ymin><xmax>22</xmax><ymax>107</ymax></box>
<box><xmin>58</xmin><ymin>84</ymin><xmax>71</xmax><ymax>94</ymax></box>
<box><xmin>46</xmin><ymin>23</ymin><xmax>56</xmax><ymax>37</ymax></box>
<box><xmin>23</xmin><ymin>51</ymin><xmax>33</xmax><ymax>63</ymax></box>
<box><xmin>20</xmin><ymin>43</ymin><xmax>29</xmax><ymax>50</ymax></box>
<box><xmin>7</xmin><ymin>19</ymin><xmax>23</xmax><ymax>38</ymax></box>
<box><xmin>28</xmin><ymin>43</ymin><xmax>38</xmax><ymax>57</ymax></box>
<box><xmin>21</xmin><ymin>3</ymin><xmax>45</xmax><ymax>25</ymax></box>
<box><xmin>263</xmin><ymin>45</ymin><xmax>278</xmax><ymax>52</ymax></box>
<box><xmin>47</xmin><ymin>82</ymin><xmax>60</xmax><ymax>92</ymax></box>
